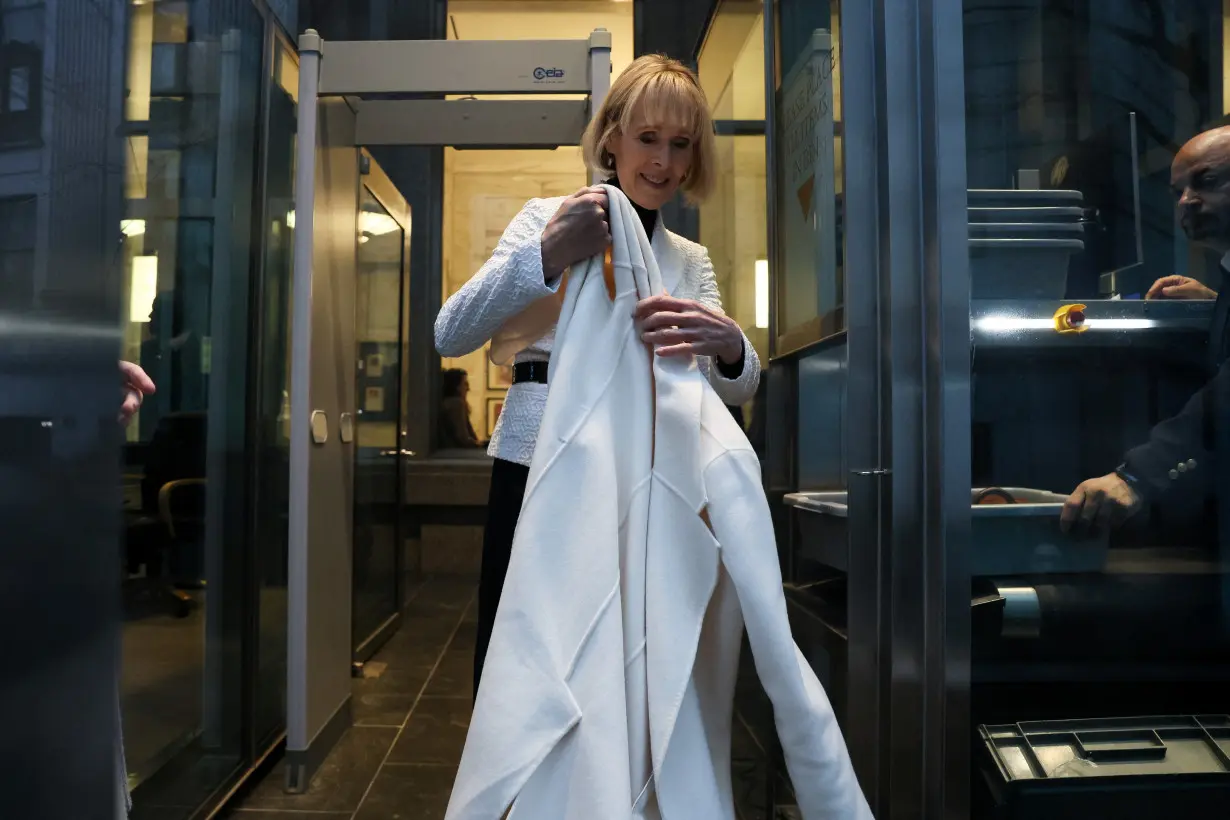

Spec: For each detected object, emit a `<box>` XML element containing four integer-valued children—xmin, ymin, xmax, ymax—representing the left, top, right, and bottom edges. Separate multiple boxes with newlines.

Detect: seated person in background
<box><xmin>438</xmin><ymin>367</ymin><xmax>481</xmax><ymax>449</ymax></box>
<box><xmin>1064</xmin><ymin>125</ymin><xmax>1230</xmax><ymax>530</ymax></box>
<box><xmin>1145</xmin><ymin>128</ymin><xmax>1230</xmax><ymax>303</ymax></box>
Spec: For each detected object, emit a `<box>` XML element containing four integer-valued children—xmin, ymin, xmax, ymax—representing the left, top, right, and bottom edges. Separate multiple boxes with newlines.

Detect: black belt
<box><xmin>513</xmin><ymin>360</ymin><xmax>549</xmax><ymax>384</ymax></box>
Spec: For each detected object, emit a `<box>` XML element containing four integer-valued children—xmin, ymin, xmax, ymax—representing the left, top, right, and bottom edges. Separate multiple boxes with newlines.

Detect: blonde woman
<box><xmin>434</xmin><ymin>54</ymin><xmax>761</xmax><ymax>696</ymax></box>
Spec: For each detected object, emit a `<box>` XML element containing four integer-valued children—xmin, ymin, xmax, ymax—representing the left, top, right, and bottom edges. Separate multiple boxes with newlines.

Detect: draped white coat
<box><xmin>445</xmin><ymin>186</ymin><xmax>872</xmax><ymax>820</ymax></box>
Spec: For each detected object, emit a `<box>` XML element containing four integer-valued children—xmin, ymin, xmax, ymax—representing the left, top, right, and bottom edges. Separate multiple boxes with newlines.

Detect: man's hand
<box><xmin>119</xmin><ymin>361</ymin><xmax>155</xmax><ymax>427</ymax></box>
<box><xmin>1060</xmin><ymin>472</ymin><xmax>1142</xmax><ymax>533</ymax></box>
<box><xmin>1146</xmin><ymin>275</ymin><xmax>1217</xmax><ymax>300</ymax></box>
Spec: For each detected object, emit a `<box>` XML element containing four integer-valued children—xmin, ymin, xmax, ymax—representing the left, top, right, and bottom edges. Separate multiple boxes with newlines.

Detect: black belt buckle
<box><xmin>512</xmin><ymin>361</ymin><xmax>549</xmax><ymax>385</ymax></box>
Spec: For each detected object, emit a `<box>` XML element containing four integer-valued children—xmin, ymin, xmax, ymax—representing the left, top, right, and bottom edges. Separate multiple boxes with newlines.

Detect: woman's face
<box><xmin>459</xmin><ymin>375</ymin><xmax>470</xmax><ymax>398</ymax></box>
<box><xmin>608</xmin><ymin>110</ymin><xmax>695</xmax><ymax>210</ymax></box>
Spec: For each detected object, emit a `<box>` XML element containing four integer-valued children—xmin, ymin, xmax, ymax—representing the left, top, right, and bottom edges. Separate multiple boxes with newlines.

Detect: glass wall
<box><xmin>119</xmin><ymin>0</ymin><xmax>266</xmax><ymax>812</ymax></box>
<box><xmin>353</xmin><ymin>170</ymin><xmax>409</xmax><ymax>654</ymax></box>
<box><xmin>698</xmin><ymin>0</ymin><xmax>769</xmax><ymax>400</ymax></box>
<box><xmin>251</xmin><ymin>30</ymin><xmax>297</xmax><ymax>750</ymax></box>
<box><xmin>0</xmin><ymin>0</ymin><xmax>130</xmax><ymax>812</ymax></box>
<box><xmin>949</xmin><ymin>1</ymin><xmax>1230</xmax><ymax>816</ymax></box>
<box><xmin>771</xmin><ymin>0</ymin><xmax>843</xmax><ymax>352</ymax></box>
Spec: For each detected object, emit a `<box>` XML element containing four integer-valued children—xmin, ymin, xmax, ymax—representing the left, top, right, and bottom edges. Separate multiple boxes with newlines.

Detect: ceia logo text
<box><xmin>533</xmin><ymin>67</ymin><xmax>565</xmax><ymax>81</ymax></box>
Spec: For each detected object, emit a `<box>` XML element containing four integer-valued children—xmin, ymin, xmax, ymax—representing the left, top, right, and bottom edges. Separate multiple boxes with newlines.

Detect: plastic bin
<box><xmin>969</xmin><ymin>222</ymin><xmax>1085</xmax><ymax>239</ymax></box>
<box><xmin>969</xmin><ymin>238</ymin><xmax>1085</xmax><ymax>299</ymax></box>
<box><xmin>968</xmin><ymin>206</ymin><xmax>1085</xmax><ymax>223</ymax></box>
<box><xmin>979</xmin><ymin>715</ymin><xmax>1230</xmax><ymax>819</ymax></box>
<box><xmin>969</xmin><ymin>189</ymin><xmax>1084</xmax><ymax>208</ymax></box>
<box><xmin>784</xmin><ymin>487</ymin><xmax>1107</xmax><ymax>576</ymax></box>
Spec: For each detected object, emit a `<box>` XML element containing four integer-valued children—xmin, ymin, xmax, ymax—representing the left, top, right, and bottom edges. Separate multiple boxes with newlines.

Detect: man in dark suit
<box><xmin>1062</xmin><ymin>126</ymin><xmax>1230</xmax><ymax>531</ymax></box>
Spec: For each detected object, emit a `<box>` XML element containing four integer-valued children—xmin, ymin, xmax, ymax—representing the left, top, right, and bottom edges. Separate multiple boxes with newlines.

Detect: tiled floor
<box><xmin>122</xmin><ymin>595</ymin><xmax>204</xmax><ymax>787</ymax></box>
<box><xmin>223</xmin><ymin>577</ymin><xmax>476</xmax><ymax>820</ymax></box>
<box><xmin>223</xmin><ymin>576</ymin><xmax>776</xmax><ymax>820</ymax></box>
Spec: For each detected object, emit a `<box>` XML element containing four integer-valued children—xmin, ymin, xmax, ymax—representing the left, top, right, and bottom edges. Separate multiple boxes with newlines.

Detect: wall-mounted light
<box><xmin>121</xmin><ymin>219</ymin><xmax>146</xmax><ymax>238</ymax></box>
<box><xmin>975</xmin><ymin>315</ymin><xmax>1156</xmax><ymax>332</ymax></box>
<box><xmin>130</xmin><ymin>255</ymin><xmax>158</xmax><ymax>323</ymax></box>
<box><xmin>283</xmin><ymin>210</ymin><xmax>398</xmax><ymax>236</ymax></box>
<box><xmin>360</xmin><ymin>211</ymin><xmax>400</xmax><ymax>236</ymax></box>
<box><xmin>754</xmin><ymin>258</ymin><xmax>769</xmax><ymax>329</ymax></box>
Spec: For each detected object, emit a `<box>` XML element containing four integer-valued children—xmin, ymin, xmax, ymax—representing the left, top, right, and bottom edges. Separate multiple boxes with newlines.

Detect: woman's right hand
<box><xmin>540</xmin><ymin>186</ymin><xmax>610</xmax><ymax>281</ymax></box>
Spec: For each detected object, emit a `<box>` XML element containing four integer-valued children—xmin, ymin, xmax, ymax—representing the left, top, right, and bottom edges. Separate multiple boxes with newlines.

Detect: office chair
<box><xmin>123</xmin><ymin>411</ymin><xmax>207</xmax><ymax>618</ymax></box>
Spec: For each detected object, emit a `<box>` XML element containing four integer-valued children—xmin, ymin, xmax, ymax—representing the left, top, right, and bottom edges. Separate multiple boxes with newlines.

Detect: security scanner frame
<box><xmin>285</xmin><ymin>29</ymin><xmax>611</xmax><ymax>790</ymax></box>
<box><xmin>298</xmin><ymin>29</ymin><xmax>612</xmax><ymax>149</ymax></box>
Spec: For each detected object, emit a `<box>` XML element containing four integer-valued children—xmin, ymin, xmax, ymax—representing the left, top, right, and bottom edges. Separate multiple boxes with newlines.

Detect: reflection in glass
<box><xmin>958</xmin><ymin>1</ymin><xmax>1230</xmax><ymax>815</ymax></box>
<box><xmin>353</xmin><ymin>186</ymin><xmax>405</xmax><ymax>649</ymax></box>
<box><xmin>773</xmin><ymin>0</ymin><xmax>843</xmax><ymax>347</ymax></box>
<box><xmin>701</xmin><ymin>134</ymin><xmax>769</xmax><ymax>378</ymax></box>
<box><xmin>119</xmin><ymin>0</ymin><xmax>262</xmax><ymax>811</ymax></box>
<box><xmin>697</xmin><ymin>2</ymin><xmax>770</xmax><ymax>372</ymax></box>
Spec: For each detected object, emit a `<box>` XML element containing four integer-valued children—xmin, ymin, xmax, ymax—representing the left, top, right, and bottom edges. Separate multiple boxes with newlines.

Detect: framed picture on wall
<box><xmin>486</xmin><ymin>398</ymin><xmax>504</xmax><ymax>437</ymax></box>
<box><xmin>487</xmin><ymin>359</ymin><xmax>513</xmax><ymax>391</ymax></box>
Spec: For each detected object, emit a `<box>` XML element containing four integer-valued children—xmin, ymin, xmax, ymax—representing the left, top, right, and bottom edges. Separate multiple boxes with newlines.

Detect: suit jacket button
<box><xmin>1187</xmin><ymin>459</ymin><xmax>1198</xmax><ymax>470</ymax></box>
<box><xmin>1169</xmin><ymin>469</ymin><xmax>1180</xmax><ymax>480</ymax></box>
<box><xmin>1177</xmin><ymin>462</ymin><xmax>1188</xmax><ymax>473</ymax></box>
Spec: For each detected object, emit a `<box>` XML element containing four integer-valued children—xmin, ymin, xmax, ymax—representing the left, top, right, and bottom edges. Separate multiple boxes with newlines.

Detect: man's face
<box><xmin>1172</xmin><ymin>133</ymin><xmax>1230</xmax><ymax>253</ymax></box>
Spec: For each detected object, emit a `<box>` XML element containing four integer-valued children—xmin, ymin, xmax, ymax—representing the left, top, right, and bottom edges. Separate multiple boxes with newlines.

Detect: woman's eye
<box><xmin>672</xmin><ymin>139</ymin><xmax>691</xmax><ymax>150</ymax></box>
<box><xmin>639</xmin><ymin>134</ymin><xmax>656</xmax><ymax>144</ymax></box>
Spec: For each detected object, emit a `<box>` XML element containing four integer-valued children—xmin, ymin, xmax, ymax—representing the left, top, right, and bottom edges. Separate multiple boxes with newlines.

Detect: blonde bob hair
<box><xmin>581</xmin><ymin>54</ymin><xmax>716</xmax><ymax>203</ymax></box>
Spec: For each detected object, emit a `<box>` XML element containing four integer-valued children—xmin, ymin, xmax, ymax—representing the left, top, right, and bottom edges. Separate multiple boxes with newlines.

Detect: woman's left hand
<box><xmin>634</xmin><ymin>292</ymin><xmax>744</xmax><ymax>364</ymax></box>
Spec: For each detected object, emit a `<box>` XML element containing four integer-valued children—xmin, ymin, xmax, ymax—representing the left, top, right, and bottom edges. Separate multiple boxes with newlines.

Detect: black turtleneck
<box><xmin>605</xmin><ymin>176</ymin><xmax>658</xmax><ymax>241</ymax></box>
<box><xmin>604</xmin><ymin>177</ymin><xmax>746</xmax><ymax>379</ymax></box>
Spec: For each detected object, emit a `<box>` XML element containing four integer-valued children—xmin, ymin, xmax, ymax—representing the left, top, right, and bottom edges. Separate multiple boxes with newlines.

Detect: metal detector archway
<box><xmin>285</xmin><ymin>29</ymin><xmax>611</xmax><ymax>789</ymax></box>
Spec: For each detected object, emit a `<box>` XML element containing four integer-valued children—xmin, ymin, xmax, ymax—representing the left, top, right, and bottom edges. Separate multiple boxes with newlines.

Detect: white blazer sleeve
<box><xmin>434</xmin><ymin>198</ymin><xmax>562</xmax><ymax>358</ymax></box>
<box><xmin>692</xmin><ymin>251</ymin><xmax>762</xmax><ymax>406</ymax></box>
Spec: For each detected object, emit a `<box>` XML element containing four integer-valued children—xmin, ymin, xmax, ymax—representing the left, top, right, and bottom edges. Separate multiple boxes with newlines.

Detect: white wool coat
<box><xmin>445</xmin><ymin>186</ymin><xmax>872</xmax><ymax>820</ymax></box>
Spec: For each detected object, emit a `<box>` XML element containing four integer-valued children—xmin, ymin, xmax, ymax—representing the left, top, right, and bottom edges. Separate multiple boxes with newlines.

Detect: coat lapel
<box><xmin>652</xmin><ymin>215</ymin><xmax>686</xmax><ymax>297</ymax></box>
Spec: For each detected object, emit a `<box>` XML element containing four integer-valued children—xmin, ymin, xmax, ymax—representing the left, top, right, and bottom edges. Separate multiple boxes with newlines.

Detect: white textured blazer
<box><xmin>434</xmin><ymin>196</ymin><xmax>761</xmax><ymax>466</ymax></box>
<box><xmin>444</xmin><ymin>186</ymin><xmax>872</xmax><ymax>820</ymax></box>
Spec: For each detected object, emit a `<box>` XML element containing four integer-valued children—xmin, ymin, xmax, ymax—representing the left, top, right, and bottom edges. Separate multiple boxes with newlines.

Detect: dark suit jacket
<box><xmin>1122</xmin><ymin>270</ymin><xmax>1230</xmax><ymax>502</ymax></box>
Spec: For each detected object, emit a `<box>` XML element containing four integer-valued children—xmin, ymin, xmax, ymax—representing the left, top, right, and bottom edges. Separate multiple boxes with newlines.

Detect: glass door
<box><xmin>120</xmin><ymin>0</ymin><xmax>264</xmax><ymax>814</ymax></box>
<box><xmin>946</xmin><ymin>1</ymin><xmax>1230</xmax><ymax>817</ymax></box>
<box><xmin>352</xmin><ymin>154</ymin><xmax>411</xmax><ymax>659</ymax></box>
<box><xmin>251</xmin><ymin>31</ymin><xmax>298</xmax><ymax>750</ymax></box>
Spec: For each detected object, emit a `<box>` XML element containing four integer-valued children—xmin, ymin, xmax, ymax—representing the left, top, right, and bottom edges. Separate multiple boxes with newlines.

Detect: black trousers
<box><xmin>473</xmin><ymin>457</ymin><xmax>531</xmax><ymax>700</ymax></box>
